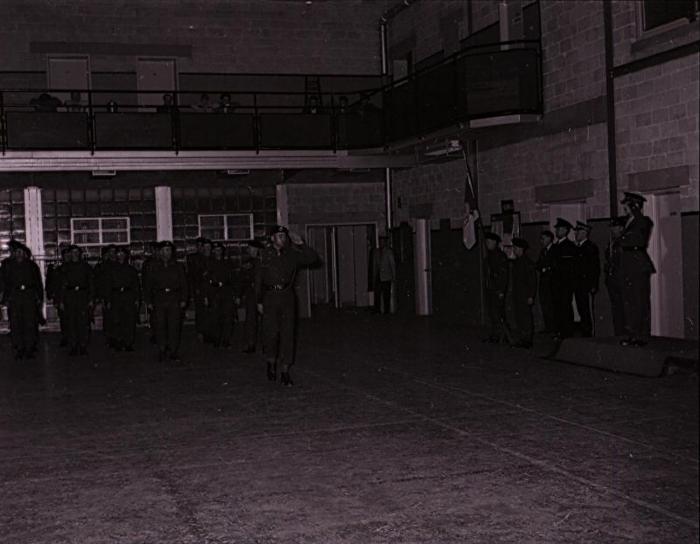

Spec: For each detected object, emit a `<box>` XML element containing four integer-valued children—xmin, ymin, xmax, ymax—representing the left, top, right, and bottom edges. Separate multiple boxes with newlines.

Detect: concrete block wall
<box><xmin>0</xmin><ymin>0</ymin><xmax>388</xmax><ymax>74</ymax></box>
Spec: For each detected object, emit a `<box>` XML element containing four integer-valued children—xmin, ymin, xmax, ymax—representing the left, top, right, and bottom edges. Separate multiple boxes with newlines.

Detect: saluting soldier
<box><xmin>255</xmin><ymin>226</ymin><xmax>319</xmax><ymax>385</ymax></box>
<box><xmin>573</xmin><ymin>221</ymin><xmax>600</xmax><ymax>337</ymax></box>
<box><xmin>104</xmin><ymin>246</ymin><xmax>140</xmax><ymax>351</ymax></box>
<box><xmin>238</xmin><ymin>241</ymin><xmax>262</xmax><ymax>354</ymax></box>
<box><xmin>604</xmin><ymin>217</ymin><xmax>627</xmax><ymax>336</ymax></box>
<box><xmin>57</xmin><ymin>245</ymin><xmax>94</xmax><ymax>356</ymax></box>
<box><xmin>186</xmin><ymin>237</ymin><xmax>212</xmax><ymax>342</ymax></box>
<box><xmin>550</xmin><ymin>218</ymin><xmax>577</xmax><ymax>339</ymax></box>
<box><xmin>510</xmin><ymin>238</ymin><xmax>537</xmax><ymax>348</ymax></box>
<box><xmin>483</xmin><ymin>232</ymin><xmax>509</xmax><ymax>343</ymax></box>
<box><xmin>618</xmin><ymin>192</ymin><xmax>655</xmax><ymax>347</ymax></box>
<box><xmin>144</xmin><ymin>241</ymin><xmax>188</xmax><ymax>363</ymax></box>
<box><xmin>536</xmin><ymin>230</ymin><xmax>556</xmax><ymax>333</ymax></box>
<box><xmin>94</xmin><ymin>244</ymin><xmax>117</xmax><ymax>348</ymax></box>
<box><xmin>205</xmin><ymin>242</ymin><xmax>236</xmax><ymax>348</ymax></box>
<box><xmin>1</xmin><ymin>241</ymin><xmax>43</xmax><ymax>359</ymax></box>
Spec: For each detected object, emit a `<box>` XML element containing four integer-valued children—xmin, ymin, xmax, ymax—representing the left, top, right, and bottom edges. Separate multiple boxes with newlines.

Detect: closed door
<box><xmin>137</xmin><ymin>58</ymin><xmax>176</xmax><ymax>108</ymax></box>
<box><xmin>48</xmin><ymin>56</ymin><xmax>90</xmax><ymax>103</ymax></box>
<box><xmin>646</xmin><ymin>192</ymin><xmax>684</xmax><ymax>338</ymax></box>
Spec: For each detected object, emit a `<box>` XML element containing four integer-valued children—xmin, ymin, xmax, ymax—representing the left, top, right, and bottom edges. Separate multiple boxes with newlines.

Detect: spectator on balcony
<box><xmin>106</xmin><ymin>100</ymin><xmax>119</xmax><ymax>113</ymax></box>
<box><xmin>192</xmin><ymin>92</ymin><xmax>214</xmax><ymax>113</ymax></box>
<box><xmin>30</xmin><ymin>92</ymin><xmax>62</xmax><ymax>112</ymax></box>
<box><xmin>65</xmin><ymin>91</ymin><xmax>84</xmax><ymax>112</ymax></box>
<box><xmin>217</xmin><ymin>93</ymin><xmax>239</xmax><ymax>113</ymax></box>
<box><xmin>337</xmin><ymin>95</ymin><xmax>349</xmax><ymax>115</ymax></box>
<box><xmin>304</xmin><ymin>95</ymin><xmax>323</xmax><ymax>114</ymax></box>
<box><xmin>157</xmin><ymin>93</ymin><xmax>178</xmax><ymax>114</ymax></box>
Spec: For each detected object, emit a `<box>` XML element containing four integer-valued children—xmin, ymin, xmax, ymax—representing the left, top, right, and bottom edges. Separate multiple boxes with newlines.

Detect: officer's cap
<box><xmin>512</xmin><ymin>237</ymin><xmax>529</xmax><ymax>250</ymax></box>
<box><xmin>554</xmin><ymin>217</ymin><xmax>573</xmax><ymax>230</ymax></box>
<box><xmin>574</xmin><ymin>221</ymin><xmax>592</xmax><ymax>233</ymax></box>
<box><xmin>484</xmin><ymin>232</ymin><xmax>501</xmax><ymax>243</ymax></box>
<box><xmin>8</xmin><ymin>239</ymin><xmax>24</xmax><ymax>251</ymax></box>
<box><xmin>211</xmin><ymin>242</ymin><xmax>225</xmax><ymax>251</ymax></box>
<box><xmin>621</xmin><ymin>192</ymin><xmax>646</xmax><ymax>206</ymax></box>
<box><xmin>540</xmin><ymin>230</ymin><xmax>554</xmax><ymax>239</ymax></box>
<box><xmin>269</xmin><ymin>225</ymin><xmax>289</xmax><ymax>236</ymax></box>
<box><xmin>610</xmin><ymin>216</ymin><xmax>627</xmax><ymax>228</ymax></box>
<box><xmin>115</xmin><ymin>245</ymin><xmax>130</xmax><ymax>255</ymax></box>
<box><xmin>158</xmin><ymin>240</ymin><xmax>175</xmax><ymax>250</ymax></box>
<box><xmin>69</xmin><ymin>244</ymin><xmax>82</xmax><ymax>252</ymax></box>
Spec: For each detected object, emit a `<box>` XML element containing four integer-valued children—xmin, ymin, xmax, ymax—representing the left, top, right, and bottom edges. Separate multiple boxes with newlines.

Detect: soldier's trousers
<box><xmin>263</xmin><ymin>289</ymin><xmax>295</xmax><ymax>368</ymax></box>
<box><xmin>513</xmin><ymin>298</ymin><xmax>533</xmax><ymax>344</ymax></box>
<box><xmin>9</xmin><ymin>294</ymin><xmax>39</xmax><ymax>353</ymax></box>
<box><xmin>574</xmin><ymin>289</ymin><xmax>593</xmax><ymax>337</ymax></box>
<box><xmin>64</xmin><ymin>292</ymin><xmax>91</xmax><ymax>349</ymax></box>
<box><xmin>209</xmin><ymin>288</ymin><xmax>234</xmax><ymax>346</ymax></box>
<box><xmin>154</xmin><ymin>297</ymin><xmax>183</xmax><ymax>354</ymax></box>
<box><xmin>605</xmin><ymin>277</ymin><xmax>626</xmax><ymax>336</ymax></box>
<box><xmin>111</xmin><ymin>293</ymin><xmax>137</xmax><ymax>349</ymax></box>
<box><xmin>374</xmin><ymin>281</ymin><xmax>392</xmax><ymax>314</ymax></box>
<box><xmin>194</xmin><ymin>297</ymin><xmax>209</xmax><ymax>336</ymax></box>
<box><xmin>102</xmin><ymin>304</ymin><xmax>114</xmax><ymax>344</ymax></box>
<box><xmin>622</xmin><ymin>269</ymin><xmax>651</xmax><ymax>340</ymax></box>
<box><xmin>485</xmin><ymin>290</ymin><xmax>506</xmax><ymax>338</ymax></box>
<box><xmin>538</xmin><ymin>276</ymin><xmax>556</xmax><ymax>332</ymax></box>
<box><xmin>243</xmin><ymin>290</ymin><xmax>258</xmax><ymax>348</ymax></box>
<box><xmin>552</xmin><ymin>282</ymin><xmax>574</xmax><ymax>337</ymax></box>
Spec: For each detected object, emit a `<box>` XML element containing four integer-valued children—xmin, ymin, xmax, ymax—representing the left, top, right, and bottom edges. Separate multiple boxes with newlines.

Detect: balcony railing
<box><xmin>0</xmin><ymin>40</ymin><xmax>541</xmax><ymax>154</ymax></box>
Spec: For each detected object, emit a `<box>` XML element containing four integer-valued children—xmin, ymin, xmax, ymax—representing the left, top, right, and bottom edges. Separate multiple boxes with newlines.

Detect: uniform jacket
<box><xmin>550</xmin><ymin>237</ymin><xmax>577</xmax><ymax>288</ymax></box>
<box><xmin>604</xmin><ymin>237</ymin><xmax>623</xmax><ymax>281</ymax></box>
<box><xmin>619</xmin><ymin>214</ymin><xmax>656</xmax><ymax>275</ymax></box>
<box><xmin>574</xmin><ymin>239</ymin><xmax>600</xmax><ymax>292</ymax></box>
<box><xmin>485</xmin><ymin>248</ymin><xmax>508</xmax><ymax>293</ymax></box>
<box><xmin>56</xmin><ymin>261</ymin><xmax>94</xmax><ymax>304</ymax></box>
<box><xmin>511</xmin><ymin>255</ymin><xmax>537</xmax><ymax>302</ymax></box>
<box><xmin>104</xmin><ymin>262</ymin><xmax>141</xmax><ymax>303</ymax></box>
<box><xmin>204</xmin><ymin>258</ymin><xmax>236</xmax><ymax>298</ymax></box>
<box><xmin>255</xmin><ymin>244</ymin><xmax>319</xmax><ymax>301</ymax></box>
<box><xmin>1</xmin><ymin>258</ymin><xmax>43</xmax><ymax>304</ymax></box>
<box><xmin>186</xmin><ymin>252</ymin><xmax>209</xmax><ymax>299</ymax></box>
<box><xmin>536</xmin><ymin>244</ymin><xmax>555</xmax><ymax>279</ymax></box>
<box><xmin>144</xmin><ymin>259</ymin><xmax>188</xmax><ymax>306</ymax></box>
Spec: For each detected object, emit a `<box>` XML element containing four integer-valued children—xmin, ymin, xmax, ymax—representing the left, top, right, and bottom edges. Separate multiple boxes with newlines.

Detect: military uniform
<box><xmin>255</xmin><ymin>226</ymin><xmax>318</xmax><ymax>383</ymax></box>
<box><xmin>141</xmin><ymin>245</ymin><xmax>159</xmax><ymax>343</ymax></box>
<box><xmin>144</xmin><ymin>245</ymin><xmax>188</xmax><ymax>360</ymax></box>
<box><xmin>550</xmin><ymin>219</ymin><xmax>577</xmax><ymax>338</ymax></box>
<box><xmin>511</xmin><ymin>238</ymin><xmax>537</xmax><ymax>347</ymax></box>
<box><xmin>104</xmin><ymin>252</ymin><xmax>140</xmax><ymax>351</ymax></box>
<box><xmin>604</xmin><ymin>218</ymin><xmax>626</xmax><ymax>336</ymax></box>
<box><xmin>1</xmin><ymin>242</ymin><xmax>43</xmax><ymax>359</ymax></box>
<box><xmin>46</xmin><ymin>247</ymin><xmax>69</xmax><ymax>346</ymax></box>
<box><xmin>536</xmin><ymin>233</ymin><xmax>556</xmax><ymax>333</ymax></box>
<box><xmin>618</xmin><ymin>193</ymin><xmax>655</xmax><ymax>346</ymax></box>
<box><xmin>573</xmin><ymin>222</ymin><xmax>600</xmax><ymax>337</ymax></box>
<box><xmin>94</xmin><ymin>246</ymin><xmax>117</xmax><ymax>347</ymax></box>
<box><xmin>205</xmin><ymin>246</ymin><xmax>236</xmax><ymax>347</ymax></box>
<box><xmin>483</xmin><ymin>233</ymin><xmax>509</xmax><ymax>342</ymax></box>
<box><xmin>186</xmin><ymin>239</ymin><xmax>212</xmax><ymax>340</ymax></box>
<box><xmin>57</xmin><ymin>248</ymin><xmax>94</xmax><ymax>355</ymax></box>
<box><xmin>238</xmin><ymin>254</ymin><xmax>259</xmax><ymax>353</ymax></box>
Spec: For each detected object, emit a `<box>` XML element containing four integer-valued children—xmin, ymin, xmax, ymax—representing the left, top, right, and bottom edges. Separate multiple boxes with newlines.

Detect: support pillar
<box><xmin>155</xmin><ymin>185</ymin><xmax>173</xmax><ymax>241</ymax></box>
<box><xmin>23</xmin><ymin>186</ymin><xmax>45</xmax><ymax>265</ymax></box>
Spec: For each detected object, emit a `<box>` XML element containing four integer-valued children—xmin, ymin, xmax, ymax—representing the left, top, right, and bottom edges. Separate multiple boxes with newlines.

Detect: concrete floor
<box><xmin>0</xmin><ymin>314</ymin><xmax>698</xmax><ymax>544</ymax></box>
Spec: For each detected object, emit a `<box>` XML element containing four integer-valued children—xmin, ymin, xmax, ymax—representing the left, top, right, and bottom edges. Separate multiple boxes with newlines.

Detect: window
<box><xmin>643</xmin><ymin>0</ymin><xmax>698</xmax><ymax>31</ymax></box>
<box><xmin>71</xmin><ymin>217</ymin><xmax>130</xmax><ymax>246</ymax></box>
<box><xmin>198</xmin><ymin>213</ymin><xmax>253</xmax><ymax>241</ymax></box>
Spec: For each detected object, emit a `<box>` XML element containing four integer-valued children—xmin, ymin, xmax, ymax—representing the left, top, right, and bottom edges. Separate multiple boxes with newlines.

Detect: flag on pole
<box><xmin>462</xmin><ymin>146</ymin><xmax>479</xmax><ymax>250</ymax></box>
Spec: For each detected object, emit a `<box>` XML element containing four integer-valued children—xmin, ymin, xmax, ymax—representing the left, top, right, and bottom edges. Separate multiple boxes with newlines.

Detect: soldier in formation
<box><xmin>482</xmin><ymin>232</ymin><xmax>509</xmax><ymax>343</ymax></box>
<box><xmin>573</xmin><ymin>221</ymin><xmax>600</xmax><ymax>338</ymax></box>
<box><xmin>205</xmin><ymin>242</ymin><xmax>236</xmax><ymax>348</ymax></box>
<box><xmin>57</xmin><ymin>245</ymin><xmax>94</xmax><ymax>356</ymax></box>
<box><xmin>535</xmin><ymin>230</ymin><xmax>556</xmax><ymax>334</ymax></box>
<box><xmin>510</xmin><ymin>238</ymin><xmax>537</xmax><ymax>348</ymax></box>
<box><xmin>550</xmin><ymin>218</ymin><xmax>577</xmax><ymax>340</ymax></box>
<box><xmin>103</xmin><ymin>246</ymin><xmax>140</xmax><ymax>351</ymax></box>
<box><xmin>604</xmin><ymin>217</ymin><xmax>627</xmax><ymax>336</ymax></box>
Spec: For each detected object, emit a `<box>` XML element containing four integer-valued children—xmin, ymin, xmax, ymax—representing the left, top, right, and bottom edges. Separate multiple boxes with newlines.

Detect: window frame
<box><xmin>639</xmin><ymin>0</ymin><xmax>699</xmax><ymax>34</ymax></box>
<box><xmin>197</xmin><ymin>213</ymin><xmax>254</xmax><ymax>242</ymax></box>
<box><xmin>70</xmin><ymin>216</ymin><xmax>131</xmax><ymax>247</ymax></box>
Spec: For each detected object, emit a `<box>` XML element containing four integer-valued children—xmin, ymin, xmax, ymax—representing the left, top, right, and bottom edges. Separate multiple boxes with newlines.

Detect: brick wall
<box><xmin>0</xmin><ymin>0</ymin><xmax>387</xmax><ymax>74</ymax></box>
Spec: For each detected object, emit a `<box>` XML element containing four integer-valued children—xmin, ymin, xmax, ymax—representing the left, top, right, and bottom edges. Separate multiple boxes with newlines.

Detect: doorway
<box><xmin>137</xmin><ymin>58</ymin><xmax>177</xmax><ymax>109</ymax></box>
<box><xmin>645</xmin><ymin>191</ymin><xmax>684</xmax><ymax>338</ymax></box>
<box><xmin>306</xmin><ymin>223</ymin><xmax>377</xmax><ymax>313</ymax></box>
<box><xmin>47</xmin><ymin>55</ymin><xmax>90</xmax><ymax>104</ymax></box>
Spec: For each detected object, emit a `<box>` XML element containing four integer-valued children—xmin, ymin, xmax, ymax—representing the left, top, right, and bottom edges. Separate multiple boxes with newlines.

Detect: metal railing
<box><xmin>0</xmin><ymin>40</ymin><xmax>542</xmax><ymax>154</ymax></box>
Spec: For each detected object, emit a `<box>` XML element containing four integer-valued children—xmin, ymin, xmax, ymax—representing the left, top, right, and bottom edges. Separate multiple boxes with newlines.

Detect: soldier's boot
<box><xmin>266</xmin><ymin>359</ymin><xmax>276</xmax><ymax>381</ymax></box>
<box><xmin>280</xmin><ymin>369</ymin><xmax>293</xmax><ymax>387</ymax></box>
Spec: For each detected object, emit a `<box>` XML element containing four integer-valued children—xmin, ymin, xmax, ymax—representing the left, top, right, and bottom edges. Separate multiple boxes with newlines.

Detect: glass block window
<box><xmin>42</xmin><ymin>186</ymin><xmax>156</xmax><ymax>262</ymax></box>
<box><xmin>0</xmin><ymin>189</ymin><xmax>26</xmax><ymax>261</ymax></box>
<box><xmin>71</xmin><ymin>217</ymin><xmax>130</xmax><ymax>246</ymax></box>
<box><xmin>198</xmin><ymin>213</ymin><xmax>253</xmax><ymax>241</ymax></box>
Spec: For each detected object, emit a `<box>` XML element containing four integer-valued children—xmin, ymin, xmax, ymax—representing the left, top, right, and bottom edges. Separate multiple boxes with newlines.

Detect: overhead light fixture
<box><xmin>225</xmin><ymin>169</ymin><xmax>250</xmax><ymax>176</ymax></box>
<box><xmin>91</xmin><ymin>170</ymin><xmax>116</xmax><ymax>177</ymax></box>
<box><xmin>423</xmin><ymin>139</ymin><xmax>462</xmax><ymax>157</ymax></box>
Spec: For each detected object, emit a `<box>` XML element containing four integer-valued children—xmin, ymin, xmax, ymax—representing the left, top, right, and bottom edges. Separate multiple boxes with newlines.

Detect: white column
<box><xmin>155</xmin><ymin>185</ymin><xmax>173</xmax><ymax>241</ymax></box>
<box><xmin>414</xmin><ymin>218</ymin><xmax>433</xmax><ymax>316</ymax></box>
<box><xmin>276</xmin><ymin>184</ymin><xmax>289</xmax><ymax>227</ymax></box>
<box><xmin>24</xmin><ymin>186</ymin><xmax>45</xmax><ymax>263</ymax></box>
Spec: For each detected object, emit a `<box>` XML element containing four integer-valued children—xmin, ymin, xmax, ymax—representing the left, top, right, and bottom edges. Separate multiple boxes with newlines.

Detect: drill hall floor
<box><xmin>0</xmin><ymin>315</ymin><xmax>698</xmax><ymax>543</ymax></box>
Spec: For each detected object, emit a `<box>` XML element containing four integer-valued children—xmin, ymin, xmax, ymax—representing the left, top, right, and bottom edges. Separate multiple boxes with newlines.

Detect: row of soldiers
<box><xmin>483</xmin><ymin>191</ymin><xmax>655</xmax><ymax>348</ymax></box>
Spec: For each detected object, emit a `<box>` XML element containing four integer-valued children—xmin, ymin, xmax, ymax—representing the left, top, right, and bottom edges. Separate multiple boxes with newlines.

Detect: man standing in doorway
<box><xmin>550</xmin><ymin>218</ymin><xmax>577</xmax><ymax>340</ymax></box>
<box><xmin>604</xmin><ymin>217</ymin><xmax>627</xmax><ymax>336</ymax></box>
<box><xmin>573</xmin><ymin>221</ymin><xmax>600</xmax><ymax>337</ymax></box>
<box><xmin>372</xmin><ymin>235</ymin><xmax>396</xmax><ymax>315</ymax></box>
<box><xmin>255</xmin><ymin>226</ymin><xmax>319</xmax><ymax>386</ymax></box>
<box><xmin>618</xmin><ymin>192</ymin><xmax>655</xmax><ymax>347</ymax></box>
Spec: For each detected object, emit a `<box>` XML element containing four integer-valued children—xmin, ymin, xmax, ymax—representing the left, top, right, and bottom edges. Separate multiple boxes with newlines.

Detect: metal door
<box><xmin>137</xmin><ymin>58</ymin><xmax>176</xmax><ymax>108</ymax></box>
<box><xmin>47</xmin><ymin>56</ymin><xmax>90</xmax><ymax>103</ymax></box>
